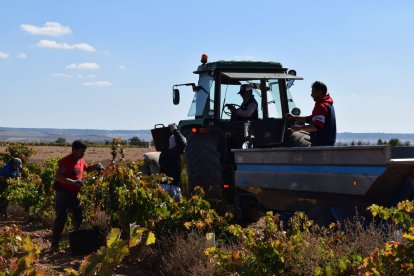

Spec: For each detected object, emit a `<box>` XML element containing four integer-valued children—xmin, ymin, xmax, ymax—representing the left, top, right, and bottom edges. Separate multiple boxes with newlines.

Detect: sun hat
<box><xmin>13</xmin><ymin>158</ymin><xmax>22</xmax><ymax>168</ymax></box>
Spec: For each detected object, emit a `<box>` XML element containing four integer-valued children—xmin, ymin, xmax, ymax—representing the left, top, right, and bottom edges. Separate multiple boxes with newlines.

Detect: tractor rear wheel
<box><xmin>183</xmin><ymin>130</ymin><xmax>223</xmax><ymax>198</ymax></box>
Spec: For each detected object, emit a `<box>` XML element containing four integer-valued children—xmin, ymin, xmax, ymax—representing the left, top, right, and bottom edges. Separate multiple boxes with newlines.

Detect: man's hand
<box><xmin>169</xmin><ymin>123</ymin><xmax>177</xmax><ymax>131</ymax></box>
<box><xmin>95</xmin><ymin>163</ymin><xmax>105</xmax><ymax>171</ymax></box>
<box><xmin>289</xmin><ymin>125</ymin><xmax>302</xmax><ymax>132</ymax></box>
<box><xmin>286</xmin><ymin>113</ymin><xmax>294</xmax><ymax>120</ymax></box>
<box><xmin>225</xmin><ymin>104</ymin><xmax>236</xmax><ymax>113</ymax></box>
<box><xmin>72</xmin><ymin>179</ymin><xmax>84</xmax><ymax>186</ymax></box>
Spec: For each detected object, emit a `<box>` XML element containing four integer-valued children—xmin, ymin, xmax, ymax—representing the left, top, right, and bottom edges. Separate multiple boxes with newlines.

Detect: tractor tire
<box><xmin>183</xmin><ymin>130</ymin><xmax>223</xmax><ymax>198</ymax></box>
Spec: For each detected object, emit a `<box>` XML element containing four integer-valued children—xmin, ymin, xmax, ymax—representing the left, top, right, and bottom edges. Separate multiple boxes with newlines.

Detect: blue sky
<box><xmin>0</xmin><ymin>1</ymin><xmax>413</xmax><ymax>133</ymax></box>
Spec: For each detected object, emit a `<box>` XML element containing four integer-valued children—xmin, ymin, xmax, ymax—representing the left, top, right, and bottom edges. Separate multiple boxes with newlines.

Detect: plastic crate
<box><xmin>68</xmin><ymin>229</ymin><xmax>105</xmax><ymax>256</ymax></box>
<box><xmin>151</xmin><ymin>124</ymin><xmax>172</xmax><ymax>151</ymax></box>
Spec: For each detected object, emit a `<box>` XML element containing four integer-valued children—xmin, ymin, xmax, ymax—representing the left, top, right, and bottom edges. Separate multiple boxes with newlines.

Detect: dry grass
<box><xmin>134</xmin><ymin>231</ymin><xmax>215</xmax><ymax>276</ymax></box>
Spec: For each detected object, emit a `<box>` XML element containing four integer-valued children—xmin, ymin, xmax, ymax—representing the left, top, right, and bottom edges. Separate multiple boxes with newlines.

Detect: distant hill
<box><xmin>336</xmin><ymin>132</ymin><xmax>414</xmax><ymax>145</ymax></box>
<box><xmin>0</xmin><ymin>127</ymin><xmax>413</xmax><ymax>145</ymax></box>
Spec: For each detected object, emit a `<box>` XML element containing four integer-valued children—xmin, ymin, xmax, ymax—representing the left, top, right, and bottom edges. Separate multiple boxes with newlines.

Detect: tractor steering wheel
<box><xmin>223</xmin><ymin>104</ymin><xmax>240</xmax><ymax>117</ymax></box>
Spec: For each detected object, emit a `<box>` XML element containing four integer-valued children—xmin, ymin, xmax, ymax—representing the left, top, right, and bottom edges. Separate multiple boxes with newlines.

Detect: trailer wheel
<box><xmin>183</xmin><ymin>130</ymin><xmax>223</xmax><ymax>198</ymax></box>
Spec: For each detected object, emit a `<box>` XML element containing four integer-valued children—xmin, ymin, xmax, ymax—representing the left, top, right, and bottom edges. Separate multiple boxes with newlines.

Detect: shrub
<box><xmin>206</xmin><ymin>210</ymin><xmax>404</xmax><ymax>275</ymax></box>
<box><xmin>359</xmin><ymin>201</ymin><xmax>414</xmax><ymax>275</ymax></box>
<box><xmin>0</xmin><ymin>143</ymin><xmax>36</xmax><ymax>164</ymax></box>
<box><xmin>0</xmin><ymin>225</ymin><xmax>42</xmax><ymax>275</ymax></box>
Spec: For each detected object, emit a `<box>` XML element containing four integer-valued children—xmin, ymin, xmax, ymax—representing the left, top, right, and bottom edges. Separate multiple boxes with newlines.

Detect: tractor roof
<box><xmin>194</xmin><ymin>60</ymin><xmax>285</xmax><ymax>74</ymax></box>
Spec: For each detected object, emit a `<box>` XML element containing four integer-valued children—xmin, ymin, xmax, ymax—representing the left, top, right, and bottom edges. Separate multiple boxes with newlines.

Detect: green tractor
<box><xmin>172</xmin><ymin>54</ymin><xmax>302</xmax><ymax>201</ymax></box>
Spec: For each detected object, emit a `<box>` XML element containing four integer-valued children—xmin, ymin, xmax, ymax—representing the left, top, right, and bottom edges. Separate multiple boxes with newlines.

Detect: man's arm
<box><xmin>290</xmin><ymin>124</ymin><xmax>318</xmax><ymax>133</ymax></box>
<box><xmin>55</xmin><ymin>166</ymin><xmax>83</xmax><ymax>187</ymax></box>
<box><xmin>173</xmin><ymin>129</ymin><xmax>187</xmax><ymax>152</ymax></box>
<box><xmin>286</xmin><ymin>113</ymin><xmax>309</xmax><ymax>124</ymax></box>
<box><xmin>235</xmin><ymin>102</ymin><xmax>258</xmax><ymax>118</ymax></box>
<box><xmin>286</xmin><ymin>113</ymin><xmax>318</xmax><ymax>133</ymax></box>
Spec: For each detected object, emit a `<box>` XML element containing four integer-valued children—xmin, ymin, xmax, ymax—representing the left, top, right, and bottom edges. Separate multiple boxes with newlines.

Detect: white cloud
<box><xmin>20</xmin><ymin>22</ymin><xmax>72</xmax><ymax>36</ymax></box>
<box><xmin>83</xmin><ymin>81</ymin><xmax>112</xmax><ymax>88</ymax></box>
<box><xmin>52</xmin><ymin>73</ymin><xmax>73</xmax><ymax>79</ymax></box>
<box><xmin>85</xmin><ymin>74</ymin><xmax>96</xmax><ymax>78</ymax></box>
<box><xmin>16</xmin><ymin>52</ymin><xmax>27</xmax><ymax>59</ymax></box>
<box><xmin>35</xmin><ymin>40</ymin><xmax>95</xmax><ymax>52</ymax></box>
<box><xmin>66</xmin><ymin>62</ymin><xmax>100</xmax><ymax>70</ymax></box>
<box><xmin>0</xmin><ymin>51</ymin><xmax>10</xmax><ymax>59</ymax></box>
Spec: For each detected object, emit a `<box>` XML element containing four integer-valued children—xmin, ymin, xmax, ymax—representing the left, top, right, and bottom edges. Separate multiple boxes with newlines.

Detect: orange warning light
<box><xmin>201</xmin><ymin>53</ymin><xmax>208</xmax><ymax>64</ymax></box>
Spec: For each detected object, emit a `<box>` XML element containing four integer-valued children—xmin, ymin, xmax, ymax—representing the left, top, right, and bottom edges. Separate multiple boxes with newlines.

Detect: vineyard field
<box><xmin>0</xmin><ymin>145</ymin><xmax>155</xmax><ymax>166</ymax></box>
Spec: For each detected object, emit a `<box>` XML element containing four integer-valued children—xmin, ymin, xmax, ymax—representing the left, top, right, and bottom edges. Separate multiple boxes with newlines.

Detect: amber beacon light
<box><xmin>201</xmin><ymin>53</ymin><xmax>208</xmax><ymax>64</ymax></box>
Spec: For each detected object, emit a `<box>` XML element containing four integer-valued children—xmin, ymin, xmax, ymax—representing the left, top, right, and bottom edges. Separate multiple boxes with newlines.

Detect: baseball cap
<box><xmin>238</xmin><ymin>84</ymin><xmax>253</xmax><ymax>94</ymax></box>
<box><xmin>13</xmin><ymin>158</ymin><xmax>22</xmax><ymax>168</ymax></box>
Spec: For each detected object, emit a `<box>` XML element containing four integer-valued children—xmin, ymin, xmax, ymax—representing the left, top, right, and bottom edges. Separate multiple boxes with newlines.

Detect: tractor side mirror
<box><xmin>291</xmin><ymin>107</ymin><xmax>301</xmax><ymax>116</ymax></box>
<box><xmin>173</xmin><ymin>89</ymin><xmax>180</xmax><ymax>105</ymax></box>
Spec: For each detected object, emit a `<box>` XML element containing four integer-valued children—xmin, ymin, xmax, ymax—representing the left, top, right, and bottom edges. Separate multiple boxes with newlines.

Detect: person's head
<box><xmin>12</xmin><ymin>158</ymin><xmax>22</xmax><ymax>169</ymax></box>
<box><xmin>238</xmin><ymin>84</ymin><xmax>253</xmax><ymax>100</ymax></box>
<box><xmin>71</xmin><ymin>140</ymin><xmax>87</xmax><ymax>159</ymax></box>
<box><xmin>311</xmin><ymin>81</ymin><xmax>328</xmax><ymax>102</ymax></box>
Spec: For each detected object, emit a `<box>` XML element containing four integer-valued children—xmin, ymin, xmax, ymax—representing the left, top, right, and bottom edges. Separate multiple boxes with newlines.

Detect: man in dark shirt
<box><xmin>159</xmin><ymin>124</ymin><xmax>187</xmax><ymax>187</ymax></box>
<box><xmin>286</xmin><ymin>81</ymin><xmax>336</xmax><ymax>146</ymax></box>
<box><xmin>228</xmin><ymin>84</ymin><xmax>259</xmax><ymax>121</ymax></box>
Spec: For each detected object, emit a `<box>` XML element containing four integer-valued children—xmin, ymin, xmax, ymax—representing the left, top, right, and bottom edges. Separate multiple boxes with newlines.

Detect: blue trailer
<box><xmin>233</xmin><ymin>145</ymin><xmax>414</xmax><ymax>222</ymax></box>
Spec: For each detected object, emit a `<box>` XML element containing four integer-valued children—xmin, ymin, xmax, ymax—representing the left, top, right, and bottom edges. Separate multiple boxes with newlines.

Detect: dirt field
<box><xmin>0</xmin><ymin>145</ymin><xmax>156</xmax><ymax>166</ymax></box>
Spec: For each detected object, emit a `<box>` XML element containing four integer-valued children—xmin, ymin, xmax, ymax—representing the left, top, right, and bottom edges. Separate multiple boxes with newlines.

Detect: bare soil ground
<box><xmin>0</xmin><ymin>145</ymin><xmax>156</xmax><ymax>166</ymax></box>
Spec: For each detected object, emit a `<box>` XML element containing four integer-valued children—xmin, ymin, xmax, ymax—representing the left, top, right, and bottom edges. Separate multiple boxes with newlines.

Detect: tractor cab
<box><xmin>173</xmin><ymin>55</ymin><xmax>303</xmax><ymax>149</ymax></box>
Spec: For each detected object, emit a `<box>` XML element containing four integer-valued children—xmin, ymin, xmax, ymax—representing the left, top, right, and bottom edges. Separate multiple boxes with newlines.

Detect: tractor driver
<box><xmin>227</xmin><ymin>84</ymin><xmax>258</xmax><ymax>121</ymax></box>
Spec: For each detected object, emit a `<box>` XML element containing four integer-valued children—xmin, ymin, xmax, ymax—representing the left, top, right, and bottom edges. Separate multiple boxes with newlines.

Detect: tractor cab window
<box><xmin>268</xmin><ymin>81</ymin><xmax>297</xmax><ymax>118</ymax></box>
<box><xmin>286</xmin><ymin>87</ymin><xmax>297</xmax><ymax>114</ymax></box>
<box><xmin>187</xmin><ymin>74</ymin><xmax>214</xmax><ymax>117</ymax></box>
<box><xmin>269</xmin><ymin>81</ymin><xmax>283</xmax><ymax>118</ymax></box>
<box><xmin>220</xmin><ymin>81</ymin><xmax>262</xmax><ymax>120</ymax></box>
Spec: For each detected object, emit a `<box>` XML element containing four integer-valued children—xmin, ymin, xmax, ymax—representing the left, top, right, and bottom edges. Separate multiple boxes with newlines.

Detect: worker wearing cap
<box><xmin>228</xmin><ymin>84</ymin><xmax>258</xmax><ymax>121</ymax></box>
<box><xmin>0</xmin><ymin>158</ymin><xmax>23</xmax><ymax>218</ymax></box>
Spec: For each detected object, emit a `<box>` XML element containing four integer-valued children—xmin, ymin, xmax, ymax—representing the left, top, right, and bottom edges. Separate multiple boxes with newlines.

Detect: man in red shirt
<box><xmin>51</xmin><ymin>140</ymin><xmax>104</xmax><ymax>250</ymax></box>
<box><xmin>286</xmin><ymin>81</ymin><xmax>336</xmax><ymax>146</ymax></box>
